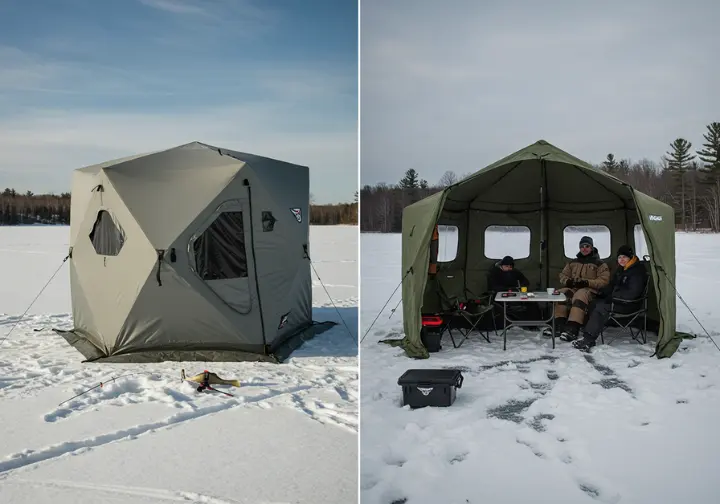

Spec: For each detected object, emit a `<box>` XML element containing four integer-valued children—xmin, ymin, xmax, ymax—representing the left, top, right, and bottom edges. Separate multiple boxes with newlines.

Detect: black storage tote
<box><xmin>397</xmin><ymin>369</ymin><xmax>464</xmax><ymax>408</ymax></box>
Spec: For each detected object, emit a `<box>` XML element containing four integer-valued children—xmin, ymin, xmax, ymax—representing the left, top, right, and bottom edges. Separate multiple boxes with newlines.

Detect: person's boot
<box><xmin>572</xmin><ymin>334</ymin><xmax>596</xmax><ymax>352</ymax></box>
<box><xmin>543</xmin><ymin>317</ymin><xmax>565</xmax><ymax>337</ymax></box>
<box><xmin>559</xmin><ymin>321</ymin><xmax>581</xmax><ymax>342</ymax></box>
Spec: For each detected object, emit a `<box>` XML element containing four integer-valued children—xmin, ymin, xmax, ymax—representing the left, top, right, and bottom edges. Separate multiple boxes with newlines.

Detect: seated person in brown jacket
<box><xmin>542</xmin><ymin>236</ymin><xmax>610</xmax><ymax>341</ymax></box>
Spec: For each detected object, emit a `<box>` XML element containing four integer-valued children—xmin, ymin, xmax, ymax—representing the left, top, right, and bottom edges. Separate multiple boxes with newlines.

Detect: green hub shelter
<box><xmin>398</xmin><ymin>140</ymin><xmax>681</xmax><ymax>359</ymax></box>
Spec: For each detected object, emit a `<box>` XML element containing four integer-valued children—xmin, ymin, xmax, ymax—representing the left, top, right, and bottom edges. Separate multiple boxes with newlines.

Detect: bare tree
<box><xmin>438</xmin><ymin>170</ymin><xmax>458</xmax><ymax>187</ymax></box>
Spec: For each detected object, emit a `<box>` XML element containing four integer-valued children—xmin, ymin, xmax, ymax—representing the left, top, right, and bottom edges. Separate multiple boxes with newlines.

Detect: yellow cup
<box><xmin>520</xmin><ymin>286</ymin><xmax>527</xmax><ymax>293</ymax></box>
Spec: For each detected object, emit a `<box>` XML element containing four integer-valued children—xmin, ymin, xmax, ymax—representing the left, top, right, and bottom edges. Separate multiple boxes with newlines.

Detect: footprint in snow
<box><xmin>527</xmin><ymin>413</ymin><xmax>555</xmax><ymax>432</ymax></box>
<box><xmin>516</xmin><ymin>438</ymin><xmax>546</xmax><ymax>459</ymax></box>
<box><xmin>383</xmin><ymin>454</ymin><xmax>406</xmax><ymax>467</ymax></box>
<box><xmin>449</xmin><ymin>452</ymin><xmax>468</xmax><ymax>464</ymax></box>
<box><xmin>486</xmin><ymin>398</ymin><xmax>538</xmax><ymax>423</ymax></box>
<box><xmin>576</xmin><ymin>479</ymin><xmax>622</xmax><ymax>503</ymax></box>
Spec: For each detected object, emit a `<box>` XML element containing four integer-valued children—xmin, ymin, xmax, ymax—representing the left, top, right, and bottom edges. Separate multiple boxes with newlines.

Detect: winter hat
<box><xmin>579</xmin><ymin>236</ymin><xmax>594</xmax><ymax>247</ymax></box>
<box><xmin>500</xmin><ymin>255</ymin><xmax>514</xmax><ymax>266</ymax></box>
<box><xmin>616</xmin><ymin>245</ymin><xmax>634</xmax><ymax>258</ymax></box>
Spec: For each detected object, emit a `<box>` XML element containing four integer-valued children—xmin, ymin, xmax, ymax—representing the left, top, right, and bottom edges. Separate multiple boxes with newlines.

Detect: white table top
<box><xmin>494</xmin><ymin>291</ymin><xmax>567</xmax><ymax>302</ymax></box>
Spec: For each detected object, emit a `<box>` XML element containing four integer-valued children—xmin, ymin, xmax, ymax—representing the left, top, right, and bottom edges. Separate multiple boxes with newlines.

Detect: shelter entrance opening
<box><xmin>89</xmin><ymin>210</ymin><xmax>125</xmax><ymax>256</ymax></box>
<box><xmin>193</xmin><ymin>211</ymin><xmax>248</xmax><ymax>280</ymax></box>
<box><xmin>191</xmin><ymin>204</ymin><xmax>254</xmax><ymax>315</ymax></box>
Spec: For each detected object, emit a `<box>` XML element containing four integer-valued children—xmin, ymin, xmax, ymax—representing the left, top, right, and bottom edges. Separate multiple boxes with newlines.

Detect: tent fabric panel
<box><xmin>113</xmin><ymin>263</ymin><xmax>260</xmax><ymax>356</ymax></box>
<box><xmin>67</xmin><ymin>261</ymin><xmax>105</xmax><ymax>355</ymax></box>
<box><xmin>630</xmin><ymin>189</ymin><xmax>678</xmax><ymax>357</ymax></box>
<box><xmin>234</xmin><ymin>160</ymin><xmax>312</xmax><ymax>347</ymax></box>
<box><xmin>70</xmin><ymin>179</ymin><xmax>157</xmax><ymax>352</ymax></box>
<box><xmin>104</xmin><ymin>144</ymin><xmax>242</xmax><ymax>249</ymax></box>
<box><xmin>69</xmin><ymin>169</ymin><xmax>103</xmax><ymax>245</ymax></box>
<box><xmin>168</xmin><ymin>190</ymin><xmax>265</xmax><ymax>347</ymax></box>
<box><xmin>400</xmin><ymin>190</ymin><xmax>447</xmax><ymax>358</ymax></box>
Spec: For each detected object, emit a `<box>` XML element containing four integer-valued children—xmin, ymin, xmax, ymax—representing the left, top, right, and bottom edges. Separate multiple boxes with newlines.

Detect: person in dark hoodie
<box><xmin>487</xmin><ymin>256</ymin><xmax>530</xmax><ymax>292</ymax></box>
<box><xmin>572</xmin><ymin>245</ymin><xmax>648</xmax><ymax>351</ymax></box>
<box><xmin>542</xmin><ymin>236</ymin><xmax>610</xmax><ymax>341</ymax></box>
<box><xmin>487</xmin><ymin>256</ymin><xmax>540</xmax><ymax>323</ymax></box>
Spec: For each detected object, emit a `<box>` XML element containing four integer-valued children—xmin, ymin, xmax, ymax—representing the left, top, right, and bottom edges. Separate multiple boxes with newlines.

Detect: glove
<box><xmin>565</xmin><ymin>279</ymin><xmax>574</xmax><ymax>288</ymax></box>
<box><xmin>575</xmin><ymin>279</ymin><xmax>589</xmax><ymax>288</ymax></box>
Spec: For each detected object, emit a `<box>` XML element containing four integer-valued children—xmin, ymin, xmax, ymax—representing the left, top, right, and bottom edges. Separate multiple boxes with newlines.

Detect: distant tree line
<box><xmin>360</xmin><ymin>121</ymin><xmax>720</xmax><ymax>233</ymax></box>
<box><xmin>0</xmin><ymin>188</ymin><xmax>358</xmax><ymax>226</ymax></box>
<box><xmin>0</xmin><ymin>189</ymin><xmax>71</xmax><ymax>225</ymax></box>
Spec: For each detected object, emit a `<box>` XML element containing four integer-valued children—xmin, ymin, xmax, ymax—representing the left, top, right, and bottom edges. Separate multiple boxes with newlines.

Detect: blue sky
<box><xmin>0</xmin><ymin>0</ymin><xmax>357</xmax><ymax>204</ymax></box>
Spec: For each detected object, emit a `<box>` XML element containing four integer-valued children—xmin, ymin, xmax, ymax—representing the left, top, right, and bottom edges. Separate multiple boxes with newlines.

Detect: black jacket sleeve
<box><xmin>598</xmin><ymin>270</ymin><xmax>618</xmax><ymax>298</ymax></box>
<box><xmin>515</xmin><ymin>270</ymin><xmax>530</xmax><ymax>288</ymax></box>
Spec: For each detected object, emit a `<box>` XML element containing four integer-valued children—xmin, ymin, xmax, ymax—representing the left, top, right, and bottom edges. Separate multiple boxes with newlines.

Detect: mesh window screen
<box><xmin>193</xmin><ymin>211</ymin><xmax>248</xmax><ymax>280</ymax></box>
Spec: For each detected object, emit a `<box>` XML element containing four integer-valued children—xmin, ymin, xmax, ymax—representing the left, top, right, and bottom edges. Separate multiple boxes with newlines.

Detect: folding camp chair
<box><xmin>434</xmin><ymin>269</ymin><xmax>497</xmax><ymax>348</ymax></box>
<box><xmin>600</xmin><ymin>275</ymin><xmax>651</xmax><ymax>345</ymax></box>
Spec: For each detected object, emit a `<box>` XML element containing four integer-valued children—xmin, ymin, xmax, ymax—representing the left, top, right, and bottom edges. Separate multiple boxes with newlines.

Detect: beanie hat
<box><xmin>579</xmin><ymin>236</ymin><xmax>594</xmax><ymax>247</ymax></box>
<box><xmin>617</xmin><ymin>245</ymin><xmax>634</xmax><ymax>258</ymax></box>
<box><xmin>500</xmin><ymin>255</ymin><xmax>514</xmax><ymax>266</ymax></box>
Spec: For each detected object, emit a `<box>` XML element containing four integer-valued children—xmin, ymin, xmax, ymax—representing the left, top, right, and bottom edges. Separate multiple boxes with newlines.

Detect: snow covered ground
<box><xmin>0</xmin><ymin>225</ymin><xmax>358</xmax><ymax>504</ymax></box>
<box><xmin>360</xmin><ymin>230</ymin><xmax>720</xmax><ymax>504</ymax></box>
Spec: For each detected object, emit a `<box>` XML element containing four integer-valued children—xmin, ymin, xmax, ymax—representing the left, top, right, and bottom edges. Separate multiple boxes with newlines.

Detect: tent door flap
<box><xmin>190</xmin><ymin>199</ymin><xmax>254</xmax><ymax>315</ymax></box>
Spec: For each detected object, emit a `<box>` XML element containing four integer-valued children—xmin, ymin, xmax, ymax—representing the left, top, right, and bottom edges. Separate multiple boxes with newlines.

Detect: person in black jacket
<box><xmin>487</xmin><ymin>256</ymin><xmax>530</xmax><ymax>292</ymax></box>
<box><xmin>572</xmin><ymin>245</ymin><xmax>648</xmax><ymax>351</ymax></box>
<box><xmin>487</xmin><ymin>256</ymin><xmax>540</xmax><ymax>324</ymax></box>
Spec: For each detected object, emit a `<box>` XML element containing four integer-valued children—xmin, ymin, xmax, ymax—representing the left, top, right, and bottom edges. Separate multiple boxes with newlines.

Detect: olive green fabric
<box><xmin>630</xmin><ymin>190</ymin><xmax>679</xmax><ymax>357</ymax></box>
<box><xmin>399</xmin><ymin>191</ymin><xmax>446</xmax><ymax>359</ymax></box>
<box><xmin>397</xmin><ymin>140</ymin><xmax>679</xmax><ymax>359</ymax></box>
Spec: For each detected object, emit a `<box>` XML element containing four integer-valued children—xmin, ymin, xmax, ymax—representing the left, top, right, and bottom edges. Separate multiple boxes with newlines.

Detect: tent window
<box><xmin>563</xmin><ymin>225</ymin><xmax>610</xmax><ymax>259</ymax></box>
<box><xmin>262</xmin><ymin>211</ymin><xmax>276</xmax><ymax>232</ymax></box>
<box><xmin>437</xmin><ymin>225</ymin><xmax>458</xmax><ymax>262</ymax></box>
<box><xmin>484</xmin><ymin>225</ymin><xmax>530</xmax><ymax>259</ymax></box>
<box><xmin>89</xmin><ymin>210</ymin><xmax>125</xmax><ymax>256</ymax></box>
<box><xmin>193</xmin><ymin>211</ymin><xmax>248</xmax><ymax>280</ymax></box>
<box><xmin>634</xmin><ymin>224</ymin><xmax>649</xmax><ymax>259</ymax></box>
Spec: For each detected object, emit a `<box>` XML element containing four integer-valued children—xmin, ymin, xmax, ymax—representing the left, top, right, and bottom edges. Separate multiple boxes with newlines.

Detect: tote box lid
<box><xmin>397</xmin><ymin>369</ymin><xmax>463</xmax><ymax>387</ymax></box>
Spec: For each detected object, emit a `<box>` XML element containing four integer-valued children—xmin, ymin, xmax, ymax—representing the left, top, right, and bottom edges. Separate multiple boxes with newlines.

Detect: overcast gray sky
<box><xmin>360</xmin><ymin>0</ymin><xmax>720</xmax><ymax>187</ymax></box>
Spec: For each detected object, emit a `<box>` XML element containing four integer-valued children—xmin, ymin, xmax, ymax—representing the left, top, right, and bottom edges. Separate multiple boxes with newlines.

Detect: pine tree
<box><xmin>399</xmin><ymin>169</ymin><xmax>419</xmax><ymax>189</ymax></box>
<box><xmin>602</xmin><ymin>153</ymin><xmax>618</xmax><ymax>174</ymax></box>
<box><xmin>697</xmin><ymin>122</ymin><xmax>720</xmax><ymax>172</ymax></box>
<box><xmin>663</xmin><ymin>138</ymin><xmax>696</xmax><ymax>230</ymax></box>
<box><xmin>697</xmin><ymin>122</ymin><xmax>720</xmax><ymax>231</ymax></box>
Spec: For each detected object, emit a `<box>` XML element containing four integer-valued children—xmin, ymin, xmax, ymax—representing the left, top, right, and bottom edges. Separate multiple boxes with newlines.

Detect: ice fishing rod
<box><xmin>57</xmin><ymin>371</ymin><xmax>159</xmax><ymax>406</ymax></box>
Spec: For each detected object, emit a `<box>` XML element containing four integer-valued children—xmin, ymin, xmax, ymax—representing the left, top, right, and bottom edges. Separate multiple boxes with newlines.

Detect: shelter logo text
<box><xmin>649</xmin><ymin>214</ymin><xmax>663</xmax><ymax>221</ymax></box>
<box><xmin>290</xmin><ymin>208</ymin><xmax>302</xmax><ymax>223</ymax></box>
